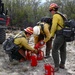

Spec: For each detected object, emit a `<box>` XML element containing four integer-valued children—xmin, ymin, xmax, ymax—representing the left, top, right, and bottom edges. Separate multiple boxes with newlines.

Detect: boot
<box><xmin>54</xmin><ymin>67</ymin><xmax>59</xmax><ymax>72</ymax></box>
<box><xmin>44</xmin><ymin>55</ymin><xmax>51</xmax><ymax>59</ymax></box>
<box><xmin>19</xmin><ymin>58</ymin><xmax>26</xmax><ymax>62</ymax></box>
<box><xmin>10</xmin><ymin>59</ymin><xmax>19</xmax><ymax>65</ymax></box>
<box><xmin>59</xmin><ymin>64</ymin><xmax>65</xmax><ymax>69</ymax></box>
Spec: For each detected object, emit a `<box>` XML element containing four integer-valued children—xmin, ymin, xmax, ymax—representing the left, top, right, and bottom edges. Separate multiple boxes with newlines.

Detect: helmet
<box><xmin>33</xmin><ymin>26</ymin><xmax>40</xmax><ymax>35</ymax></box>
<box><xmin>49</xmin><ymin>3</ymin><xmax>59</xmax><ymax>12</ymax></box>
<box><xmin>24</xmin><ymin>27</ymin><xmax>33</xmax><ymax>35</ymax></box>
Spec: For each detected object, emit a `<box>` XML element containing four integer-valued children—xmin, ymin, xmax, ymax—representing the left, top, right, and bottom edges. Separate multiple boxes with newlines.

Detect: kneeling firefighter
<box><xmin>33</xmin><ymin>17</ymin><xmax>53</xmax><ymax>58</ymax></box>
<box><xmin>8</xmin><ymin>27</ymin><xmax>37</xmax><ymax>62</ymax></box>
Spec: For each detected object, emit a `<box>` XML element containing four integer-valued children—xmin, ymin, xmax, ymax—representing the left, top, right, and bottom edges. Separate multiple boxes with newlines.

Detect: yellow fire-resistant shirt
<box><xmin>50</xmin><ymin>13</ymin><xmax>64</xmax><ymax>39</ymax></box>
<box><xmin>14</xmin><ymin>31</ymin><xmax>35</xmax><ymax>51</ymax></box>
<box><xmin>34</xmin><ymin>22</ymin><xmax>51</xmax><ymax>44</ymax></box>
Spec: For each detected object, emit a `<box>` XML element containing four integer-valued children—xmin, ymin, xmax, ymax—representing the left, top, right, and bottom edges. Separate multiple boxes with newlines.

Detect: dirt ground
<box><xmin>0</xmin><ymin>32</ymin><xmax>75</xmax><ymax>75</ymax></box>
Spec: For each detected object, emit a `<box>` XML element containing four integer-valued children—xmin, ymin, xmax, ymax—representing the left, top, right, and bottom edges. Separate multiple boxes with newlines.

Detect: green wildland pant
<box><xmin>52</xmin><ymin>35</ymin><xmax>66</xmax><ymax>67</ymax></box>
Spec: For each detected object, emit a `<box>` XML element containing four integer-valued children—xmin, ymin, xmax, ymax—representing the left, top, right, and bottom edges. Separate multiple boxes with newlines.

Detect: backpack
<box><xmin>56</xmin><ymin>12</ymin><xmax>75</xmax><ymax>42</ymax></box>
<box><xmin>37</xmin><ymin>17</ymin><xmax>52</xmax><ymax>33</ymax></box>
<box><xmin>65</xmin><ymin>19</ymin><xmax>75</xmax><ymax>28</ymax></box>
<box><xmin>40</xmin><ymin>17</ymin><xmax>52</xmax><ymax>26</ymax></box>
<box><xmin>3</xmin><ymin>36</ymin><xmax>20</xmax><ymax>54</ymax></box>
<box><xmin>56</xmin><ymin>12</ymin><xmax>75</xmax><ymax>28</ymax></box>
<box><xmin>2</xmin><ymin>31</ymin><xmax>27</xmax><ymax>60</ymax></box>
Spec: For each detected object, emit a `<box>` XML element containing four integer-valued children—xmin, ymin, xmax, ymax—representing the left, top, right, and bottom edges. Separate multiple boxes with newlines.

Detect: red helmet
<box><xmin>24</xmin><ymin>27</ymin><xmax>33</xmax><ymax>35</ymax></box>
<box><xmin>49</xmin><ymin>3</ymin><xmax>59</xmax><ymax>12</ymax></box>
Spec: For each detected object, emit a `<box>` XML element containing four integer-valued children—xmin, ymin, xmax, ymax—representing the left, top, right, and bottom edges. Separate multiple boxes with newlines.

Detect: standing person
<box><xmin>33</xmin><ymin>18</ymin><xmax>52</xmax><ymax>58</ymax></box>
<box><xmin>49</xmin><ymin>3</ymin><xmax>67</xmax><ymax>71</ymax></box>
<box><xmin>4</xmin><ymin>27</ymin><xmax>37</xmax><ymax>62</ymax></box>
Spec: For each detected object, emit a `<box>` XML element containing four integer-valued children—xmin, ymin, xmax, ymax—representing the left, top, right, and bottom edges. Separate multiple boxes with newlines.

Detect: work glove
<box><xmin>31</xmin><ymin>49</ymin><xmax>38</xmax><ymax>54</ymax></box>
<box><xmin>40</xmin><ymin>41</ymin><xmax>45</xmax><ymax>45</ymax></box>
<box><xmin>34</xmin><ymin>40</ymin><xmax>45</xmax><ymax>50</ymax></box>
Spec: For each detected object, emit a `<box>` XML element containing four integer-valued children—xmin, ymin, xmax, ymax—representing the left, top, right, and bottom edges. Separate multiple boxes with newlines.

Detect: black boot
<box><xmin>59</xmin><ymin>64</ymin><xmax>65</xmax><ymax>69</ymax></box>
<box><xmin>44</xmin><ymin>55</ymin><xmax>51</xmax><ymax>59</ymax></box>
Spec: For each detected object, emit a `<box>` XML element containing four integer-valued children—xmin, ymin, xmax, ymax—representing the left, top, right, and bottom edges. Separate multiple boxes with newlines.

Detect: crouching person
<box><xmin>3</xmin><ymin>27</ymin><xmax>37</xmax><ymax>63</ymax></box>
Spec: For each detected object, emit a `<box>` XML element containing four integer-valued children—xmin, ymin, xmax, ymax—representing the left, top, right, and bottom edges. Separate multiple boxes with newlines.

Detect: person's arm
<box><xmin>43</xmin><ymin>24</ymin><xmax>50</xmax><ymax>43</ymax></box>
<box><xmin>50</xmin><ymin>14</ymin><xmax>59</xmax><ymax>39</ymax></box>
<box><xmin>21</xmin><ymin>37</ymin><xmax>35</xmax><ymax>51</ymax></box>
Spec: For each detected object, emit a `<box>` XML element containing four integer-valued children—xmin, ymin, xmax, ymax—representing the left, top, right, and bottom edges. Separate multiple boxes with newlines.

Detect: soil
<box><xmin>0</xmin><ymin>32</ymin><xmax>75</xmax><ymax>75</ymax></box>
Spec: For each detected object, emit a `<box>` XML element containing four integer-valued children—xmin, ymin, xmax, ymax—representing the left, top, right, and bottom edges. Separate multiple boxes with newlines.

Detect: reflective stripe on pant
<box><xmin>52</xmin><ymin>35</ymin><xmax>66</xmax><ymax>67</ymax></box>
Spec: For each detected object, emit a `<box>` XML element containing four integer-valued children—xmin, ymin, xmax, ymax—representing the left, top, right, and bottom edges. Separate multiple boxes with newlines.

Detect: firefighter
<box><xmin>49</xmin><ymin>3</ymin><xmax>67</xmax><ymax>71</ymax></box>
<box><xmin>9</xmin><ymin>27</ymin><xmax>37</xmax><ymax>62</ymax></box>
<box><xmin>33</xmin><ymin>19</ymin><xmax>52</xmax><ymax>58</ymax></box>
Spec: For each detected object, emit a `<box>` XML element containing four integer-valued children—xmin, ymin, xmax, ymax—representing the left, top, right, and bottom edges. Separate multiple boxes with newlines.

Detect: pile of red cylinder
<box><xmin>25</xmin><ymin>50</ymin><xmax>44</xmax><ymax>66</ymax></box>
<box><xmin>25</xmin><ymin>50</ymin><xmax>55</xmax><ymax>75</ymax></box>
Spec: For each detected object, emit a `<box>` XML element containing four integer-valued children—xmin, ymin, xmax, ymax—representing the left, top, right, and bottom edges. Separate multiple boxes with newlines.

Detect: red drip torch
<box><xmin>44</xmin><ymin>63</ymin><xmax>54</xmax><ymax>75</ymax></box>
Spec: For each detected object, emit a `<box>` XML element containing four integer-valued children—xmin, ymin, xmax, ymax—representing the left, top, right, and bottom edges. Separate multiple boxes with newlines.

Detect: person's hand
<box><xmin>32</xmin><ymin>49</ymin><xmax>38</xmax><ymax>54</ymax></box>
<box><xmin>34</xmin><ymin>40</ymin><xmax>45</xmax><ymax>50</ymax></box>
<box><xmin>40</xmin><ymin>40</ymin><xmax>45</xmax><ymax>45</ymax></box>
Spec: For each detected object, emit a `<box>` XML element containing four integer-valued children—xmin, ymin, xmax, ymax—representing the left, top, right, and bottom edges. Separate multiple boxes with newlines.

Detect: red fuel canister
<box><xmin>44</xmin><ymin>63</ymin><xmax>54</xmax><ymax>75</ymax></box>
<box><xmin>37</xmin><ymin>50</ymin><xmax>44</xmax><ymax>60</ymax></box>
<box><xmin>31</xmin><ymin>53</ymin><xmax>37</xmax><ymax>67</ymax></box>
